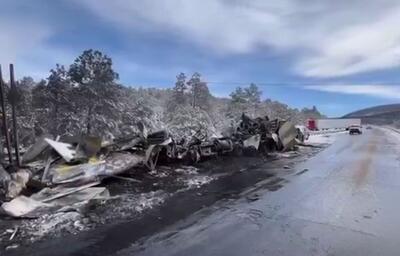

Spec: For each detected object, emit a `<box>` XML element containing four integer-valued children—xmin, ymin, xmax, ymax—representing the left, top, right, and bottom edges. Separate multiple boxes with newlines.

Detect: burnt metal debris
<box><xmin>0</xmin><ymin>65</ymin><xmax>304</xmax><ymax>221</ymax></box>
<box><xmin>0</xmin><ymin>113</ymin><xmax>301</xmax><ymax>217</ymax></box>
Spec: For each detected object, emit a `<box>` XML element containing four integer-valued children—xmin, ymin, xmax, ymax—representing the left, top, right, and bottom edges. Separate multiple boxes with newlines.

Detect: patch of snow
<box><xmin>109</xmin><ymin>190</ymin><xmax>168</xmax><ymax>218</ymax></box>
<box><xmin>174</xmin><ymin>166</ymin><xmax>214</xmax><ymax>189</ymax></box>
<box><xmin>271</xmin><ymin>151</ymin><xmax>299</xmax><ymax>158</ymax></box>
<box><xmin>175</xmin><ymin>166</ymin><xmax>198</xmax><ymax>175</ymax></box>
<box><xmin>380</xmin><ymin>126</ymin><xmax>400</xmax><ymax>142</ymax></box>
<box><xmin>181</xmin><ymin>175</ymin><xmax>214</xmax><ymax>189</ymax></box>
<box><xmin>132</xmin><ymin>191</ymin><xmax>167</xmax><ymax>213</ymax></box>
<box><xmin>17</xmin><ymin>190</ymin><xmax>169</xmax><ymax>243</ymax></box>
<box><xmin>149</xmin><ymin>169</ymin><xmax>169</xmax><ymax>178</ymax></box>
<box><xmin>22</xmin><ymin>212</ymin><xmax>82</xmax><ymax>242</ymax></box>
<box><xmin>306</xmin><ymin>131</ymin><xmax>345</xmax><ymax>145</ymax></box>
<box><xmin>12</xmin><ymin>164</ymin><xmax>219</xmax><ymax>244</ymax></box>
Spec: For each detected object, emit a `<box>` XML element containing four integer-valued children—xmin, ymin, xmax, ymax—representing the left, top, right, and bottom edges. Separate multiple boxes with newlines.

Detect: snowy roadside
<box><xmin>0</xmin><ymin>131</ymin><xmax>330</xmax><ymax>253</ymax></box>
<box><xmin>0</xmin><ymin>165</ymin><xmax>216</xmax><ymax>250</ymax></box>
<box><xmin>0</xmin><ymin>146</ymin><xmax>318</xmax><ymax>252</ymax></box>
<box><xmin>308</xmin><ymin>128</ymin><xmax>346</xmax><ymax>136</ymax></box>
<box><xmin>378</xmin><ymin>126</ymin><xmax>400</xmax><ymax>142</ymax></box>
<box><xmin>1</xmin><ymin>142</ymin><xmax>329</xmax><ymax>256</ymax></box>
<box><xmin>306</xmin><ymin>130</ymin><xmax>346</xmax><ymax>145</ymax></box>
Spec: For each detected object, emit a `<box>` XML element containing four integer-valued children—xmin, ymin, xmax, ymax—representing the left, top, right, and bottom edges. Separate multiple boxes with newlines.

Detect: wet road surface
<box><xmin>124</xmin><ymin>128</ymin><xmax>400</xmax><ymax>256</ymax></box>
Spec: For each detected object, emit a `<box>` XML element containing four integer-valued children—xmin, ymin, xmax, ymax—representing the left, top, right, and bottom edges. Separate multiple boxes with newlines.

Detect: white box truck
<box><xmin>308</xmin><ymin>118</ymin><xmax>361</xmax><ymax>130</ymax></box>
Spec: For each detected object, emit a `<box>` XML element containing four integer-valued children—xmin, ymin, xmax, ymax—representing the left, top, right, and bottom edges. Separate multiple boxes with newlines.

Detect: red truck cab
<box><xmin>307</xmin><ymin>118</ymin><xmax>317</xmax><ymax>131</ymax></box>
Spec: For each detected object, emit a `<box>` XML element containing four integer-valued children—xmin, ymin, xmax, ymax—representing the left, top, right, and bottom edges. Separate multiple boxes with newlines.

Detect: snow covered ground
<box><xmin>379</xmin><ymin>126</ymin><xmax>400</xmax><ymax>142</ymax></box>
<box><xmin>306</xmin><ymin>131</ymin><xmax>347</xmax><ymax>145</ymax></box>
<box><xmin>308</xmin><ymin>128</ymin><xmax>346</xmax><ymax>136</ymax></box>
<box><xmin>1</xmin><ymin>165</ymin><xmax>217</xmax><ymax>246</ymax></box>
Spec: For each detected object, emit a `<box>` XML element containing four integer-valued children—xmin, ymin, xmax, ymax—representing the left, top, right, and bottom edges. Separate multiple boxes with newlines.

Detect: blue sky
<box><xmin>2</xmin><ymin>0</ymin><xmax>400</xmax><ymax>117</ymax></box>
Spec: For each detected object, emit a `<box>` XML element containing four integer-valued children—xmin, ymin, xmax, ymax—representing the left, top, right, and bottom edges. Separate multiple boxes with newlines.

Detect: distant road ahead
<box><xmin>128</xmin><ymin>128</ymin><xmax>400</xmax><ymax>256</ymax></box>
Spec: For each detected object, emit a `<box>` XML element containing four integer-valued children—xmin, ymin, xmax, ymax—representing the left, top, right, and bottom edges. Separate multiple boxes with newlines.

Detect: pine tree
<box><xmin>167</xmin><ymin>72</ymin><xmax>188</xmax><ymax>112</ymax></box>
<box><xmin>187</xmin><ymin>72</ymin><xmax>211</xmax><ymax>110</ymax></box>
<box><xmin>68</xmin><ymin>49</ymin><xmax>121</xmax><ymax>134</ymax></box>
<box><xmin>173</xmin><ymin>72</ymin><xmax>187</xmax><ymax>105</ymax></box>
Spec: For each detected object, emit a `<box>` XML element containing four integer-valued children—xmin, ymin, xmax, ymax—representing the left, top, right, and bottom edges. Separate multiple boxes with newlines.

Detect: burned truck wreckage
<box><xmin>0</xmin><ymin>114</ymin><xmax>301</xmax><ymax>218</ymax></box>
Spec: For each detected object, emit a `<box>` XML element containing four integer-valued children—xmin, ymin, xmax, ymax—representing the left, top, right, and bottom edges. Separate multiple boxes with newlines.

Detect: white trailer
<box><xmin>316</xmin><ymin>118</ymin><xmax>361</xmax><ymax>130</ymax></box>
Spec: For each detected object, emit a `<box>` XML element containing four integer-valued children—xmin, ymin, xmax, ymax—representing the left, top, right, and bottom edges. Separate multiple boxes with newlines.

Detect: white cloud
<box><xmin>0</xmin><ymin>18</ymin><xmax>50</xmax><ymax>62</ymax></box>
<box><xmin>296</xmin><ymin>6</ymin><xmax>400</xmax><ymax>77</ymax></box>
<box><xmin>2</xmin><ymin>1</ymin><xmax>400</xmax><ymax>80</ymax></box>
<box><xmin>0</xmin><ymin>13</ymin><xmax>80</xmax><ymax>81</ymax></box>
<box><xmin>78</xmin><ymin>0</ymin><xmax>400</xmax><ymax>78</ymax></box>
<box><xmin>0</xmin><ymin>15</ymin><xmax>54</xmax><ymax>80</ymax></box>
<box><xmin>77</xmin><ymin>0</ymin><xmax>287</xmax><ymax>54</ymax></box>
<box><xmin>304</xmin><ymin>85</ymin><xmax>400</xmax><ymax>99</ymax></box>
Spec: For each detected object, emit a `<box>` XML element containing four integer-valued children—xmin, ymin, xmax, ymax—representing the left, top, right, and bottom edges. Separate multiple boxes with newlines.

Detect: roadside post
<box><xmin>0</xmin><ymin>65</ymin><xmax>13</xmax><ymax>165</ymax></box>
<box><xmin>9</xmin><ymin>64</ymin><xmax>20</xmax><ymax>167</ymax></box>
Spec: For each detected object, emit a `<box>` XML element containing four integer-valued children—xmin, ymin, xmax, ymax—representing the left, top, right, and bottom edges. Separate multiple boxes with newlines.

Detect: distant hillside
<box><xmin>343</xmin><ymin>104</ymin><xmax>400</xmax><ymax>127</ymax></box>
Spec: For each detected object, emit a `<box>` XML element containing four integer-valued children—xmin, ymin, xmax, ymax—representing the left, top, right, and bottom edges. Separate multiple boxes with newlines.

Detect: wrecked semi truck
<box><xmin>0</xmin><ymin>113</ymin><xmax>299</xmax><ymax>218</ymax></box>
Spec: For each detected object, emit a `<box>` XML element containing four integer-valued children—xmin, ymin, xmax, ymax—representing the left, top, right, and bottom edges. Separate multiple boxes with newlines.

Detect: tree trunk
<box><xmin>86</xmin><ymin>106</ymin><xmax>92</xmax><ymax>135</ymax></box>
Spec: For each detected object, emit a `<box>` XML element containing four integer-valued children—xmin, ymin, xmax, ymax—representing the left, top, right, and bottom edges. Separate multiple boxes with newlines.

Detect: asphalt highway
<box><xmin>127</xmin><ymin>128</ymin><xmax>400</xmax><ymax>256</ymax></box>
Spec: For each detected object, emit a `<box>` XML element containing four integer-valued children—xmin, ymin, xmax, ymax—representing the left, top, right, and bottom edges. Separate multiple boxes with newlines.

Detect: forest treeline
<box><xmin>2</xmin><ymin>49</ymin><xmax>323</xmax><ymax>145</ymax></box>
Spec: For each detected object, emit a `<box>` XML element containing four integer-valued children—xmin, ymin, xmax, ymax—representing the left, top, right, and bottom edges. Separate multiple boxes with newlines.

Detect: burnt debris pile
<box><xmin>0</xmin><ymin>113</ymin><xmax>303</xmax><ymax>218</ymax></box>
